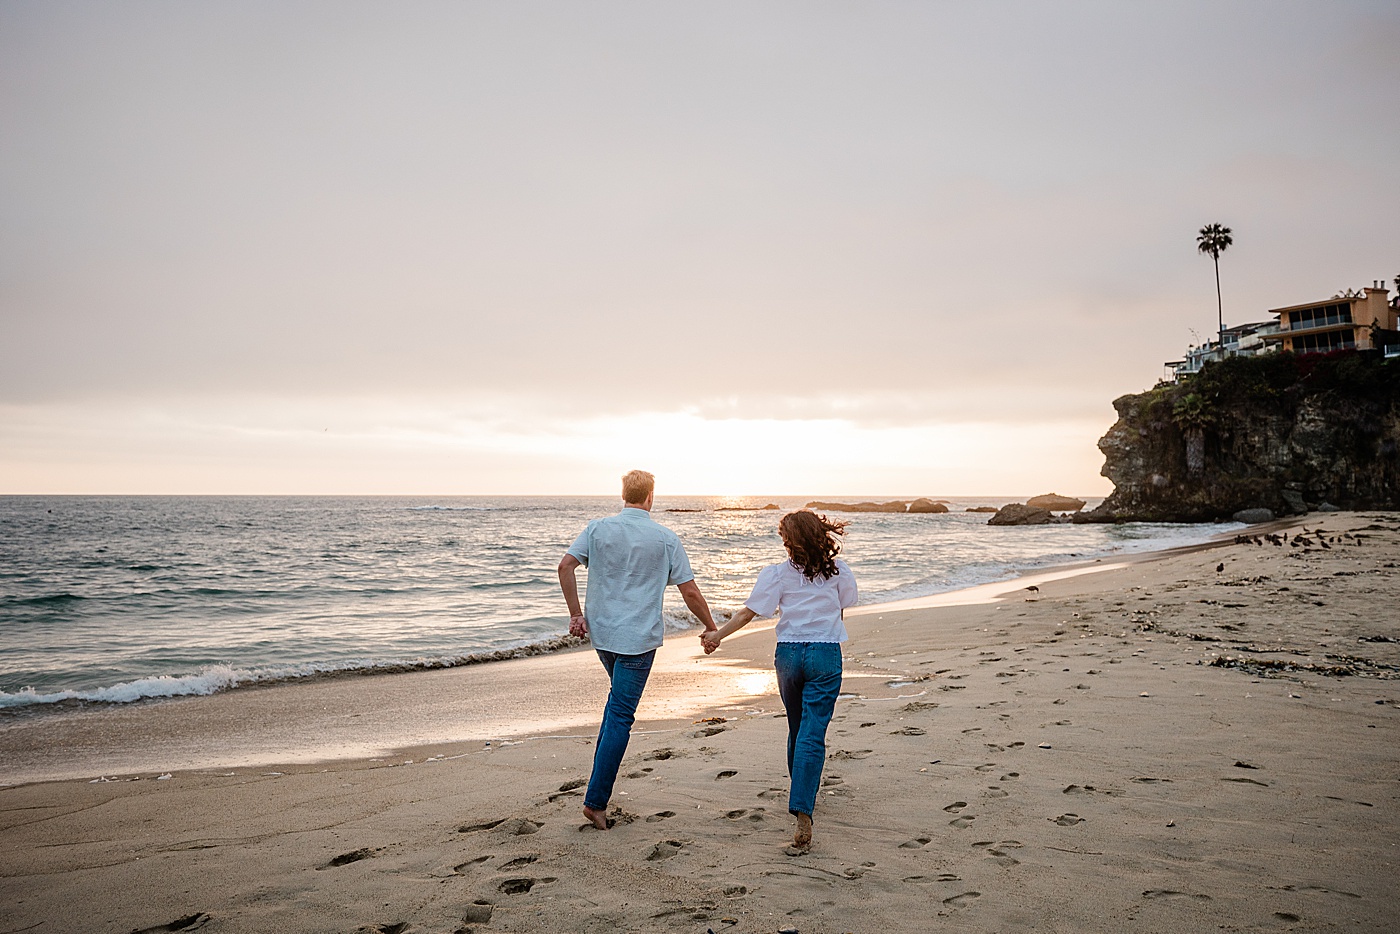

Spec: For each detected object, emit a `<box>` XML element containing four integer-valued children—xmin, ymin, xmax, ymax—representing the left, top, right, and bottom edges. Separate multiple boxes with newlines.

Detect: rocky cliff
<box><xmin>1079</xmin><ymin>351</ymin><xmax>1400</xmax><ymax>522</ymax></box>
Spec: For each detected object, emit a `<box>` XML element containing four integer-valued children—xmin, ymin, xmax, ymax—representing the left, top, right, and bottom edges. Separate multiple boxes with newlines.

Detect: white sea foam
<box><xmin>0</xmin><ymin>666</ymin><xmax>254</xmax><ymax>708</ymax></box>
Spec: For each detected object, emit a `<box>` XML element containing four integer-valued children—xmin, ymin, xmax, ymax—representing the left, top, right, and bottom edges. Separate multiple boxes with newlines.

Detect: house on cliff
<box><xmin>1166</xmin><ymin>320</ymin><xmax>1279</xmax><ymax>380</ymax></box>
<box><xmin>1260</xmin><ymin>282</ymin><xmax>1397</xmax><ymax>356</ymax></box>
<box><xmin>1165</xmin><ymin>282</ymin><xmax>1398</xmax><ymax>380</ymax></box>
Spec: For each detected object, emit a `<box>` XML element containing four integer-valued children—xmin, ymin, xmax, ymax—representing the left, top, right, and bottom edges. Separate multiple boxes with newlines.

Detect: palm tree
<box><xmin>1197</xmin><ymin>223</ymin><xmax>1233</xmax><ymax>360</ymax></box>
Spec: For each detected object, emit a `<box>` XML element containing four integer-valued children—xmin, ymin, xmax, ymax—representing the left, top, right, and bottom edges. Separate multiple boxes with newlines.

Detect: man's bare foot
<box><xmin>793</xmin><ymin>812</ymin><xmax>812</xmax><ymax>849</ymax></box>
<box><xmin>583</xmin><ymin>805</ymin><xmax>610</xmax><ymax>830</ymax></box>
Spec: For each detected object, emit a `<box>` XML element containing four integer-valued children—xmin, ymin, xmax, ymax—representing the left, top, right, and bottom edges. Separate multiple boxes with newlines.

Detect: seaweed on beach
<box><xmin>1208</xmin><ymin>653</ymin><xmax>1400</xmax><ymax>679</ymax></box>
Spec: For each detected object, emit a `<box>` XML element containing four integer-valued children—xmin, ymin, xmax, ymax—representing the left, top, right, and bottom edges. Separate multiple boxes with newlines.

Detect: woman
<box><xmin>701</xmin><ymin>510</ymin><xmax>857</xmax><ymax>851</ymax></box>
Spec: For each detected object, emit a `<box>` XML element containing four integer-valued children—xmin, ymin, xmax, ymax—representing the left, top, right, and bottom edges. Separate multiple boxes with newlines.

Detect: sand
<box><xmin>2</xmin><ymin>512</ymin><xmax>1398</xmax><ymax>933</ymax></box>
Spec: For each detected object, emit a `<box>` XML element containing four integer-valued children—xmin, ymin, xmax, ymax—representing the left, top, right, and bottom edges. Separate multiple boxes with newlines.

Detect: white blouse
<box><xmin>744</xmin><ymin>558</ymin><xmax>857</xmax><ymax>643</ymax></box>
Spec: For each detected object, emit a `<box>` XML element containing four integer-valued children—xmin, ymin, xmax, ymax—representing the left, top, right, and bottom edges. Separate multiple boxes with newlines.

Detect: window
<box><xmin>1293</xmin><ymin>329</ymin><xmax>1355</xmax><ymax>354</ymax></box>
<box><xmin>1288</xmin><ymin>303</ymin><xmax>1352</xmax><ymax>330</ymax></box>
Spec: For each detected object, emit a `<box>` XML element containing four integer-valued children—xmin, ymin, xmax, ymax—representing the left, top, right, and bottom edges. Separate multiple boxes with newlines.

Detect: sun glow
<box><xmin>0</xmin><ymin>398</ymin><xmax>1113</xmax><ymax>495</ymax></box>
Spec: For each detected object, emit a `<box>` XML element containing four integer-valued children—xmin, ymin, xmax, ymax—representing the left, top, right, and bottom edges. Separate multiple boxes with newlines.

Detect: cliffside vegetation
<box><xmin>1081</xmin><ymin>350</ymin><xmax>1400</xmax><ymax>522</ymax></box>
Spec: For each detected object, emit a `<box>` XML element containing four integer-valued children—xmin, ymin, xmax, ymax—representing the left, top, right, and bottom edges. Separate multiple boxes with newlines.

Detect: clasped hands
<box><xmin>699</xmin><ymin>629</ymin><xmax>722</xmax><ymax>655</ymax></box>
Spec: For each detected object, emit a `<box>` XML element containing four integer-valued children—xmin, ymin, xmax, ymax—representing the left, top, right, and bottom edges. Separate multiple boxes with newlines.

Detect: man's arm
<box><xmin>558</xmin><ymin>554</ymin><xmax>587</xmax><ymax>637</ymax></box>
<box><xmin>676</xmin><ymin>579</ymin><xmax>717</xmax><ymax>632</ymax></box>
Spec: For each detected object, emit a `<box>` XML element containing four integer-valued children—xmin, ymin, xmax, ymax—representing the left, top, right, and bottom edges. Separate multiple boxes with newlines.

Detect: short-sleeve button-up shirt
<box><xmin>566</xmin><ymin>507</ymin><xmax>694</xmax><ymax>655</ymax></box>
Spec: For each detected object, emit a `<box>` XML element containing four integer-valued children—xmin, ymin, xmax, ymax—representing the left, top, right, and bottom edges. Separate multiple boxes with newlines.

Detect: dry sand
<box><xmin>2</xmin><ymin>512</ymin><xmax>1397</xmax><ymax>934</ymax></box>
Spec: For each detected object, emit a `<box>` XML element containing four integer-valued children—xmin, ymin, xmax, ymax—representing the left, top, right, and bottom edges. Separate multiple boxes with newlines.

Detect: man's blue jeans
<box><xmin>774</xmin><ymin>641</ymin><xmax>843</xmax><ymax>818</ymax></box>
<box><xmin>583</xmin><ymin>648</ymin><xmax>656</xmax><ymax>811</ymax></box>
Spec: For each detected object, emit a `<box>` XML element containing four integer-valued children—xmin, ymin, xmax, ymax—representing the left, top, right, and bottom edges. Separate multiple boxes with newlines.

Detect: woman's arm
<box><xmin>700</xmin><ymin>606</ymin><xmax>758</xmax><ymax>653</ymax></box>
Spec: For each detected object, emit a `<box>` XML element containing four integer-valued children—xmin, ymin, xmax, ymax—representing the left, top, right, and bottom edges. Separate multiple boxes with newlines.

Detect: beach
<box><xmin>2</xmin><ymin>512</ymin><xmax>1398</xmax><ymax>933</ymax></box>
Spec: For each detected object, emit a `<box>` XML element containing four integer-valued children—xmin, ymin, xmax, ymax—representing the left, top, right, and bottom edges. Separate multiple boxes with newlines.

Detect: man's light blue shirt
<box><xmin>566</xmin><ymin>507</ymin><xmax>694</xmax><ymax>655</ymax></box>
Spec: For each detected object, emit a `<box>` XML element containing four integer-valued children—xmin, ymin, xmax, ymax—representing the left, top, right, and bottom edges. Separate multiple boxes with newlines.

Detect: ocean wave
<box><xmin>0</xmin><ymin>634</ymin><xmax>602</xmax><ymax>711</ymax></box>
<box><xmin>5</xmin><ymin>592</ymin><xmax>87</xmax><ymax>607</ymax></box>
<box><xmin>405</xmin><ymin>505</ymin><xmax>502</xmax><ymax>511</ymax></box>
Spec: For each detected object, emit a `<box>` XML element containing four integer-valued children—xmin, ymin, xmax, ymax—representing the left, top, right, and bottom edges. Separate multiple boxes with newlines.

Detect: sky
<box><xmin>2</xmin><ymin>1</ymin><xmax>1397</xmax><ymax>496</ymax></box>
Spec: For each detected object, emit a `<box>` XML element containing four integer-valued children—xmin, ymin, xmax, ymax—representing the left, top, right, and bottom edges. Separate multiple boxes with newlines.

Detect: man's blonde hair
<box><xmin>622</xmin><ymin>469</ymin><xmax>655</xmax><ymax>505</ymax></box>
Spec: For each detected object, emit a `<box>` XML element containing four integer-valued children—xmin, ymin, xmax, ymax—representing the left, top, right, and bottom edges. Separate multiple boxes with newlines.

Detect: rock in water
<box><xmin>805</xmin><ymin>500</ymin><xmax>909</xmax><ymax>513</ymax></box>
<box><xmin>1232</xmin><ymin>508</ymin><xmax>1275</xmax><ymax>524</ymax></box>
<box><xmin>908</xmin><ymin>498</ymin><xmax>949</xmax><ymax>513</ymax></box>
<box><xmin>1026</xmin><ymin>493</ymin><xmax>1086</xmax><ymax>512</ymax></box>
<box><xmin>988</xmin><ymin>503</ymin><xmax>1053</xmax><ymax>525</ymax></box>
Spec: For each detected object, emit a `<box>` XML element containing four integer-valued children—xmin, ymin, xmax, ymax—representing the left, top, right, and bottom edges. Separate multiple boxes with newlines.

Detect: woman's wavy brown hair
<box><xmin>779</xmin><ymin>510</ymin><xmax>849</xmax><ymax>581</ymax></box>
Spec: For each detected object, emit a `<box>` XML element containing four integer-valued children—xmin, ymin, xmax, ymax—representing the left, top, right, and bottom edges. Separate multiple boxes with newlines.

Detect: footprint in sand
<box><xmin>830</xmin><ymin>749</ymin><xmax>873</xmax><ymax>760</ymax></box>
<box><xmin>1130</xmin><ymin>777</ymin><xmax>1172</xmax><ymax>784</ymax></box>
<box><xmin>860</xmin><ymin>721</ymin><xmax>877</xmax><ymax>727</ymax></box>
<box><xmin>723</xmin><ymin>807</ymin><xmax>766</xmax><ymax>822</ymax></box>
<box><xmin>319</xmin><ymin>847</ymin><xmax>377</xmax><ymax>869</ymax></box>
<box><xmin>499</xmin><ymin>855</ymin><xmax>539</xmax><ymax>870</ymax></box>
<box><xmin>724</xmin><ymin>885</ymin><xmax>748</xmax><ymax>897</ymax></box>
<box><xmin>758</xmin><ymin>787</ymin><xmax>786</xmax><ymax>799</ymax></box>
<box><xmin>899</xmin><ymin>836</ymin><xmax>932</xmax><ymax>849</ymax></box>
<box><xmin>943</xmin><ymin>892</ymin><xmax>981</xmax><ymax>908</ymax></box>
<box><xmin>499</xmin><ymin>877</ymin><xmax>556</xmax><ymax>895</ymax></box>
<box><xmin>1000</xmin><ymin>772</ymin><xmax>1020</xmax><ymax>781</ymax></box>
<box><xmin>975</xmin><ymin>840</ymin><xmax>1024</xmax><ymax>867</ymax></box>
<box><xmin>715</xmin><ymin>770</ymin><xmax>738</xmax><ymax>780</ymax></box>
<box><xmin>1141</xmin><ymin>889</ymin><xmax>1211</xmax><ymax>901</ymax></box>
<box><xmin>987</xmin><ymin>787</ymin><xmax>1009</xmax><ymax>798</ymax></box>
<box><xmin>494</xmin><ymin>818</ymin><xmax>543</xmax><ymax>836</ymax></box>
<box><xmin>961</xmin><ymin>727</ymin><xmax>982</xmax><ymax>734</ymax></box>
<box><xmin>1277</xmin><ymin>884</ymin><xmax>1361</xmax><ymax>898</ymax></box>
<box><xmin>891</xmin><ymin>726</ymin><xmax>927</xmax><ymax>736</ymax></box>
<box><xmin>646</xmin><ymin>840</ymin><xmax>687</xmax><ymax>861</ymax></box>
<box><xmin>548</xmin><ymin>778</ymin><xmax>587</xmax><ymax>801</ymax></box>
<box><xmin>458</xmin><ymin>818</ymin><xmax>507</xmax><ymax>833</ymax></box>
<box><xmin>903</xmin><ymin>701</ymin><xmax>939</xmax><ymax>711</ymax></box>
<box><xmin>645</xmin><ymin>811</ymin><xmax>676</xmax><ymax>822</ymax></box>
<box><xmin>644</xmin><ymin>748</ymin><xmax>677</xmax><ymax>761</ymax></box>
<box><xmin>453</xmin><ymin>855</ymin><xmax>493</xmax><ymax>873</ymax></box>
<box><xmin>693</xmin><ymin>726</ymin><xmax>726</xmax><ymax>737</ymax></box>
<box><xmin>943</xmin><ymin>801</ymin><xmax>969</xmax><ymax>813</ymax></box>
<box><xmin>1052</xmin><ymin>814</ymin><xmax>1084</xmax><ymax>826</ymax></box>
<box><xmin>130</xmin><ymin>914</ymin><xmax>212</xmax><ymax>933</ymax></box>
<box><xmin>949</xmin><ymin>816</ymin><xmax>976</xmax><ymax>829</ymax></box>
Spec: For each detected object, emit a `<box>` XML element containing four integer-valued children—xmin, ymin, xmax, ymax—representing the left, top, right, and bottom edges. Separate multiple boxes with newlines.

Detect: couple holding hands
<box><xmin>558</xmin><ymin>470</ymin><xmax>856</xmax><ymax>851</ymax></box>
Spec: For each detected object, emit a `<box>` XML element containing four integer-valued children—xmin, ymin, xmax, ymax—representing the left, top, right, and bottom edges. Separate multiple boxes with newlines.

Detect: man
<box><xmin>558</xmin><ymin>469</ymin><xmax>717</xmax><ymax>830</ymax></box>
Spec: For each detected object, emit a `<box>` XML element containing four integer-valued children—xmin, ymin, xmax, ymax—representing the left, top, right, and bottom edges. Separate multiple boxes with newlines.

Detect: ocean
<box><xmin>0</xmin><ymin>495</ymin><xmax>1239</xmax><ymax>711</ymax></box>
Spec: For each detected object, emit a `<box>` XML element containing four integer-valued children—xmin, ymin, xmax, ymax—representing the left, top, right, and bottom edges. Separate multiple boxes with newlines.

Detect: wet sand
<box><xmin>1</xmin><ymin>512</ymin><xmax>1397</xmax><ymax>933</ymax></box>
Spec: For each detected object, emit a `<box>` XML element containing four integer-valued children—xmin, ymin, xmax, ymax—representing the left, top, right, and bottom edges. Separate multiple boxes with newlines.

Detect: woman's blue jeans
<box><xmin>774</xmin><ymin>641</ymin><xmax>843</xmax><ymax>818</ymax></box>
<box><xmin>583</xmin><ymin>648</ymin><xmax>655</xmax><ymax>811</ymax></box>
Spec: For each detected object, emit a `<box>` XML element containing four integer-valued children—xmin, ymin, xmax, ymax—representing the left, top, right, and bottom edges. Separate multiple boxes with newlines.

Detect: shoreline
<box><xmin>1</xmin><ymin>515</ymin><xmax>1287</xmax><ymax>788</ymax></box>
<box><xmin>0</xmin><ymin>513</ymin><xmax>1249</xmax><ymax>728</ymax></box>
<box><xmin>1</xmin><ymin>511</ymin><xmax>1396</xmax><ymax>932</ymax></box>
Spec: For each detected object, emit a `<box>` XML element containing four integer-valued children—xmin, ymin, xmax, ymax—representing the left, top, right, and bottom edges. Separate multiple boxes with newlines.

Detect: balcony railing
<box><xmin>1283</xmin><ymin>318</ymin><xmax>1355</xmax><ymax>336</ymax></box>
